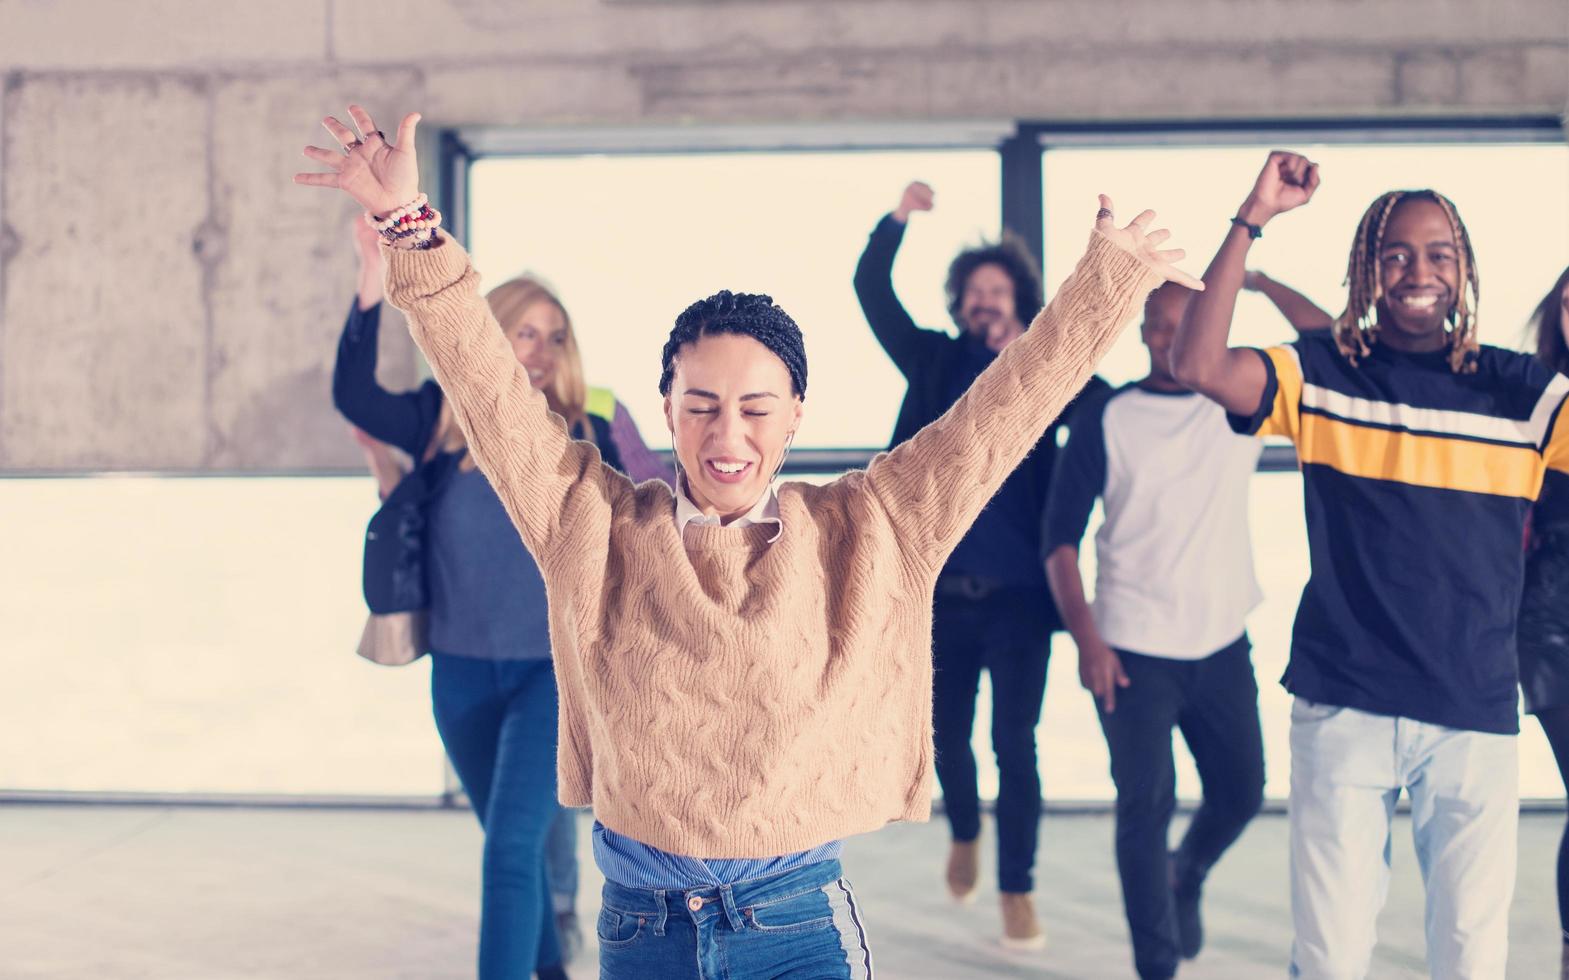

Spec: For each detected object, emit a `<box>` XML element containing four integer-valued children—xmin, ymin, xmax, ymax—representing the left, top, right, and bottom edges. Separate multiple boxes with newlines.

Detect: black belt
<box><xmin>935</xmin><ymin>573</ymin><xmax>1008</xmax><ymax>601</ymax></box>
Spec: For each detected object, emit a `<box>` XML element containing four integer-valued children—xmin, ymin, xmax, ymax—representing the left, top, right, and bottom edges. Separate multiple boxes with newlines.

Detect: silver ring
<box><xmin>1096</xmin><ymin>208</ymin><xmax>1113</xmax><ymax>220</ymax></box>
<box><xmin>343</xmin><ymin>139</ymin><xmax>364</xmax><ymax>154</ymax></box>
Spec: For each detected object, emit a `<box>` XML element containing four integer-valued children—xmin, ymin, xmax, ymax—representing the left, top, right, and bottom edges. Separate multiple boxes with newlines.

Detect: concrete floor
<box><xmin>1</xmin><ymin>805</ymin><xmax>1561</xmax><ymax>979</ymax></box>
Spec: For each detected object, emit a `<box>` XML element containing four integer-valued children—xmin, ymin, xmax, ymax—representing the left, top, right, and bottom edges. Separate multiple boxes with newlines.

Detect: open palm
<box><xmin>294</xmin><ymin>104</ymin><xmax>421</xmax><ymax>215</ymax></box>
<box><xmin>1093</xmin><ymin>196</ymin><xmax>1204</xmax><ymax>291</ymax></box>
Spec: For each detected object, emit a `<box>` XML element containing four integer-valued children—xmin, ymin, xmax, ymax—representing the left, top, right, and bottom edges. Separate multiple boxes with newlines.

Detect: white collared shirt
<box><xmin>675</xmin><ymin>477</ymin><xmax>783</xmax><ymax>544</ymax></box>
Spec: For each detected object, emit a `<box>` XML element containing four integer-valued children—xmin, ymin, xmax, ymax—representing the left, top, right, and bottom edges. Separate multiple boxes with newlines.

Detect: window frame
<box><xmin>442</xmin><ymin>114</ymin><xmax>1565</xmax><ymax>476</ymax></box>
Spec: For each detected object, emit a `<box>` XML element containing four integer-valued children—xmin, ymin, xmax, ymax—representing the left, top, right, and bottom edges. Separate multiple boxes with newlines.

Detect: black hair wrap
<box><xmin>659</xmin><ymin>290</ymin><xmax>808</xmax><ymax>399</ymax></box>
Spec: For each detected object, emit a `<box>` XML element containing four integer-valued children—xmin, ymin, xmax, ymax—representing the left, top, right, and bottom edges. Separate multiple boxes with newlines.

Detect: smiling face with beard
<box><xmin>959</xmin><ymin>262</ymin><xmax>1026</xmax><ymax>352</ymax></box>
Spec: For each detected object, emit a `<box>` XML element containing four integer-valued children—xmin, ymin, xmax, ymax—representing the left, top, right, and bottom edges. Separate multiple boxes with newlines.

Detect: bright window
<box><xmin>9</xmin><ymin>134</ymin><xmax>1563</xmax><ymax>803</ymax></box>
<box><xmin>0</xmin><ymin>477</ymin><xmax>446</xmax><ymax>796</ymax></box>
<box><xmin>469</xmin><ymin>150</ymin><xmax>1000</xmax><ymax>450</ymax></box>
<box><xmin>1043</xmin><ymin>143</ymin><xmax>1569</xmax><ymax>384</ymax></box>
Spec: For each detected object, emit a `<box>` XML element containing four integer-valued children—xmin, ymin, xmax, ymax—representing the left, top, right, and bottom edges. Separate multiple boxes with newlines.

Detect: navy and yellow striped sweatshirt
<box><xmin>1231</xmin><ymin>331</ymin><xmax>1569</xmax><ymax>734</ymax></box>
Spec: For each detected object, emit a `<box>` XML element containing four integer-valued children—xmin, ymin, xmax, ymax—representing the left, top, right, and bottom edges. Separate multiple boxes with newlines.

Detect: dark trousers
<box><xmin>431</xmin><ymin>654</ymin><xmax>563</xmax><ymax>979</ymax></box>
<box><xmin>931</xmin><ymin>585</ymin><xmax>1052</xmax><ymax>894</ymax></box>
<box><xmin>1098</xmin><ymin>634</ymin><xmax>1265</xmax><ymax>980</ymax></box>
<box><xmin>1536</xmin><ymin>705</ymin><xmax>1569</xmax><ymax>936</ymax></box>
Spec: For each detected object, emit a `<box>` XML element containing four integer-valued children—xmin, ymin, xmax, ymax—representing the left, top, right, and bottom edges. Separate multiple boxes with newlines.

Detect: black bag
<box><xmin>362</xmin><ymin>450</ymin><xmax>461</xmax><ymax>615</ymax></box>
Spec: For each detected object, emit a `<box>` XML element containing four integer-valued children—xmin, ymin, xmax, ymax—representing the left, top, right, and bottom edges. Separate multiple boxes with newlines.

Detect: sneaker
<box><xmin>555</xmin><ymin>910</ymin><xmax>583</xmax><ymax>966</ymax></box>
<box><xmin>999</xmin><ymin>891</ymin><xmax>1047</xmax><ymax>951</ymax></box>
<box><xmin>945</xmin><ymin>837</ymin><xmax>980</xmax><ymax>904</ymax></box>
<box><xmin>1170</xmin><ymin>852</ymin><xmax>1203</xmax><ymax>960</ymax></box>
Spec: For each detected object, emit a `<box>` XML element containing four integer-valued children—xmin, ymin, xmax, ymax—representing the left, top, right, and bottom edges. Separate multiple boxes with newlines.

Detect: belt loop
<box><xmin>718</xmin><ymin>883</ymin><xmax>745</xmax><ymax>932</ymax></box>
<box><xmin>653</xmin><ymin>888</ymin><xmax>669</xmax><ymax>937</ymax></box>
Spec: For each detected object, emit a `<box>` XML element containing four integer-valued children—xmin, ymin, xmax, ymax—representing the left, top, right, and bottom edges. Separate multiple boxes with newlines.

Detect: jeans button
<box><xmin>687</xmin><ymin>896</ymin><xmax>703</xmax><ymax>912</ymax></box>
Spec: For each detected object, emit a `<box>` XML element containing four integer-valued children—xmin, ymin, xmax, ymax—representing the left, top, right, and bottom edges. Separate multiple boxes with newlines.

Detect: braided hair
<box><xmin>659</xmin><ymin>290</ymin><xmax>807</xmax><ymax>399</ymax></box>
<box><xmin>1333</xmin><ymin>189</ymin><xmax>1481</xmax><ymax>374</ymax></box>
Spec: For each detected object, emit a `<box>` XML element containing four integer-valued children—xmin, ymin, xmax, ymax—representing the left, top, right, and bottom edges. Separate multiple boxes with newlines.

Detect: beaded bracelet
<box><xmin>378</xmin><ymin>209</ymin><xmax>442</xmax><ymax>237</ymax></box>
<box><xmin>370</xmin><ymin>207</ymin><xmax>440</xmax><ymax>240</ymax></box>
<box><xmin>384</xmin><ymin>227</ymin><xmax>441</xmax><ymax>251</ymax></box>
<box><xmin>365</xmin><ymin>197</ymin><xmax>443</xmax><ymax>248</ymax></box>
<box><xmin>366</xmin><ymin>193</ymin><xmax>429</xmax><ymax>232</ymax></box>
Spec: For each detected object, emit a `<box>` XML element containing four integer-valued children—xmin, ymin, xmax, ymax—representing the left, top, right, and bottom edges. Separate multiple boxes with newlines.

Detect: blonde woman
<box><xmin>333</xmin><ymin>217</ymin><xmax>667</xmax><ymax>980</ymax></box>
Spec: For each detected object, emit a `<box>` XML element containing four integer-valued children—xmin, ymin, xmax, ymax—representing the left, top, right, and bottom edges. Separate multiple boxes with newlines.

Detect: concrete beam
<box><xmin>331</xmin><ymin>0</ymin><xmax>1563</xmax><ymax>65</ymax></box>
<box><xmin>423</xmin><ymin>63</ymin><xmax>642</xmax><ymax>125</ymax></box>
<box><xmin>0</xmin><ymin>0</ymin><xmax>331</xmax><ymax>71</ymax></box>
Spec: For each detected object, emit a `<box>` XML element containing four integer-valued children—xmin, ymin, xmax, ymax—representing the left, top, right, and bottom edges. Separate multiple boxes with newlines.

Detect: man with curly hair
<box><xmin>853</xmin><ymin>180</ymin><xmax>1102</xmax><ymax>950</ymax></box>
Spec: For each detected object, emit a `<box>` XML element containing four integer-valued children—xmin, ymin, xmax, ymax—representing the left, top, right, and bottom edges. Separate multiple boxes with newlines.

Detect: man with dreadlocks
<box><xmin>1172</xmin><ymin>150</ymin><xmax>1569</xmax><ymax>979</ymax></box>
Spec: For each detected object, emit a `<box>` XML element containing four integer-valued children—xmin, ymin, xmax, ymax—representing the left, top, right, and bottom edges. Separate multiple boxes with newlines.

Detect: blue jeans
<box><xmin>546</xmin><ymin>808</ymin><xmax>579</xmax><ymax>914</ymax></box>
<box><xmin>1287</xmin><ymin>698</ymin><xmax>1518</xmax><ymax>980</ymax></box>
<box><xmin>596</xmin><ymin>859</ymin><xmax>873</xmax><ymax>979</ymax></box>
<box><xmin>431</xmin><ymin>654</ymin><xmax>563</xmax><ymax>979</ymax></box>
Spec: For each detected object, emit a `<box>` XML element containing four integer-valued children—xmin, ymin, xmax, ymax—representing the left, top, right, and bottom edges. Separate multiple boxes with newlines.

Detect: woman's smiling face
<box><xmin>664</xmin><ymin>332</ymin><xmax>803</xmax><ymax>522</ymax></box>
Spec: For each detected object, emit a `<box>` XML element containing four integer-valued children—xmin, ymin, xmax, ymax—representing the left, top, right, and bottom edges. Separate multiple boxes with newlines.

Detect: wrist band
<box><xmin>365</xmin><ymin>193</ymin><xmax>443</xmax><ymax>249</ymax></box>
<box><xmin>1230</xmin><ymin>216</ymin><xmax>1263</xmax><ymax>240</ymax></box>
<box><xmin>384</xmin><ymin>228</ymin><xmax>441</xmax><ymax>251</ymax></box>
<box><xmin>367</xmin><ymin>194</ymin><xmax>430</xmax><ymax>232</ymax></box>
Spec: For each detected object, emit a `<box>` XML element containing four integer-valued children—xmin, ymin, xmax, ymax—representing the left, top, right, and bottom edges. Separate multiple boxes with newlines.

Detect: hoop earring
<box><xmin>771</xmin><ymin>431</ymin><xmax>796</xmax><ymax>482</ymax></box>
<box><xmin>671</xmin><ymin>451</ymin><xmax>688</xmax><ymax>497</ymax></box>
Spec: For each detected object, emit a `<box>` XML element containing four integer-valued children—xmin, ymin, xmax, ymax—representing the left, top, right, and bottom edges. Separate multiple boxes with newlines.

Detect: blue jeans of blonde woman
<box><xmin>546</xmin><ymin>808</ymin><xmax>579</xmax><ymax>915</ymax></box>
<box><xmin>1287</xmin><ymin>698</ymin><xmax>1517</xmax><ymax>980</ymax></box>
<box><xmin>432</xmin><ymin>654</ymin><xmax>564</xmax><ymax>979</ymax></box>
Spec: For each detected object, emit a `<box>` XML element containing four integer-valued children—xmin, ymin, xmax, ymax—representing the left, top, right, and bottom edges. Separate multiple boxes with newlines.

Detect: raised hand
<box><xmin>1238</xmin><ymin>150</ymin><xmax>1320</xmax><ymax>226</ymax></box>
<box><xmin>1093</xmin><ymin>195</ymin><xmax>1204</xmax><ymax>291</ymax></box>
<box><xmin>892</xmin><ymin>181</ymin><xmax>935</xmax><ymax>223</ymax></box>
<box><xmin>294</xmin><ymin>104</ymin><xmax>421</xmax><ymax>216</ymax></box>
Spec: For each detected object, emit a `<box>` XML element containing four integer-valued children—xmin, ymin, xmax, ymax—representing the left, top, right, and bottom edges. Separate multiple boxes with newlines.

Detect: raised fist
<box><xmin>1239</xmin><ymin>151</ymin><xmax>1320</xmax><ymax>226</ymax></box>
<box><xmin>893</xmin><ymin>181</ymin><xmax>935</xmax><ymax>223</ymax></box>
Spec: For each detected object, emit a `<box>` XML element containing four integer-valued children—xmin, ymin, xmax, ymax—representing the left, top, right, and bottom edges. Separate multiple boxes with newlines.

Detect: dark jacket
<box><xmin>853</xmin><ymin>214</ymin><xmax>1106</xmax><ymax>622</ymax></box>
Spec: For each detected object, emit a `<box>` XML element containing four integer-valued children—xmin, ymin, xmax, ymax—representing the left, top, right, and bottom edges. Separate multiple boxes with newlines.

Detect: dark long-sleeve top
<box><xmin>333</xmin><ymin>298</ymin><xmax>665</xmax><ymax>659</ymax></box>
<box><xmin>853</xmin><ymin>213</ymin><xmax>1107</xmax><ymax>613</ymax></box>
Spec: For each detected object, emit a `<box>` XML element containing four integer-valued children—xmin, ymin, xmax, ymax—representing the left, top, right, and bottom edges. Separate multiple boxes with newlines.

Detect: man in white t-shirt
<box><xmin>1044</xmin><ymin>278</ymin><xmax>1327</xmax><ymax>980</ymax></box>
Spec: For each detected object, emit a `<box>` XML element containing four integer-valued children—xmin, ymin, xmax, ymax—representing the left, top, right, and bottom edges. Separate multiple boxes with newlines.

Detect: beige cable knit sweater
<box><xmin>385</xmin><ymin>231</ymin><xmax>1160</xmax><ymax>858</ymax></box>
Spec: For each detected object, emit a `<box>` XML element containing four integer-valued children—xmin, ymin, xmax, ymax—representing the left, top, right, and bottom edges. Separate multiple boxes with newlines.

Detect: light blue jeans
<box><xmin>596</xmin><ymin>859</ymin><xmax>873</xmax><ymax>979</ymax></box>
<box><xmin>1287</xmin><ymin>698</ymin><xmax>1518</xmax><ymax>979</ymax></box>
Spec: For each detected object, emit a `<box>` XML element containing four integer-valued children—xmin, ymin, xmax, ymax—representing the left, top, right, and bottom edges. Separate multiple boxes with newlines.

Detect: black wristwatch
<box><xmin>1230</xmin><ymin>216</ymin><xmax>1264</xmax><ymax>239</ymax></box>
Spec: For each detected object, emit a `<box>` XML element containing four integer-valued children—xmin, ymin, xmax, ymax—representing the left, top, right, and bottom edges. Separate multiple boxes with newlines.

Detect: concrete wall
<box><xmin>1</xmin><ymin>0</ymin><xmax>1565</xmax><ymax>470</ymax></box>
